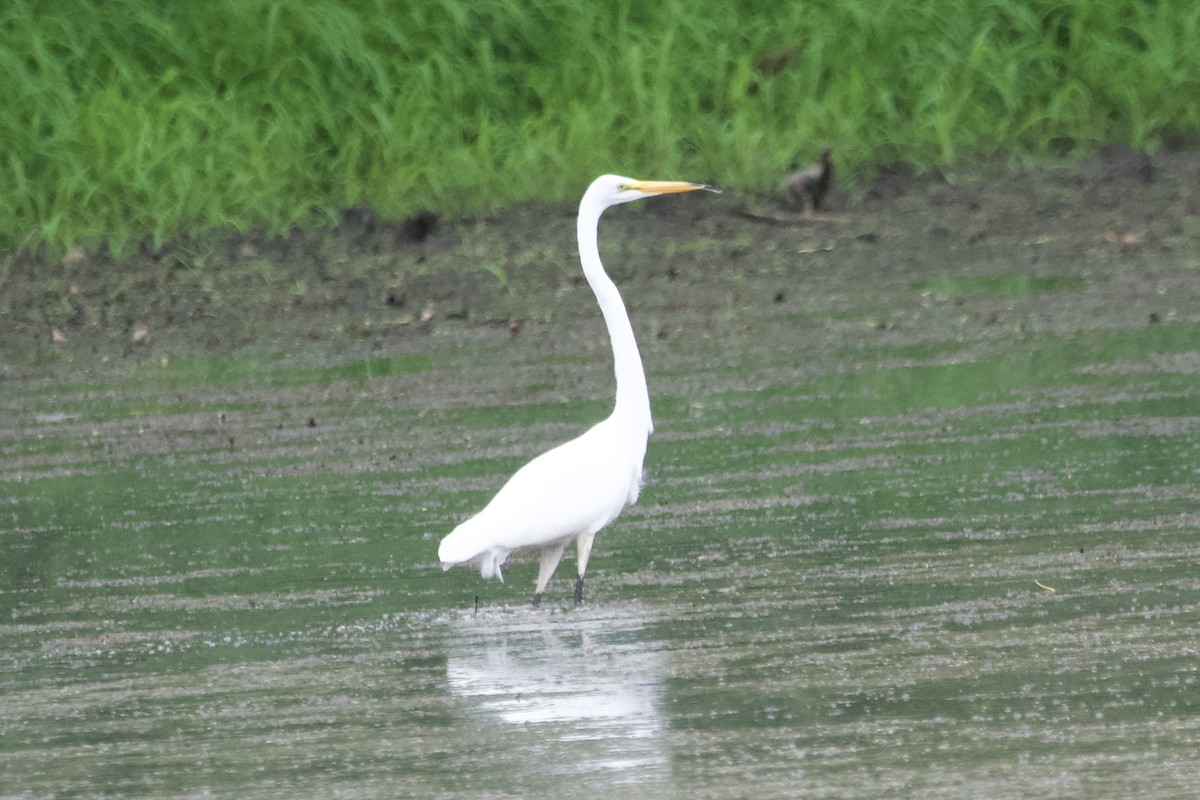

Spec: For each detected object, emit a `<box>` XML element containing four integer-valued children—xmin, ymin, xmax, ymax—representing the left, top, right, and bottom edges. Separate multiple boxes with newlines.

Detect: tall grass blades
<box><xmin>2</xmin><ymin>0</ymin><xmax>1198</xmax><ymax>258</ymax></box>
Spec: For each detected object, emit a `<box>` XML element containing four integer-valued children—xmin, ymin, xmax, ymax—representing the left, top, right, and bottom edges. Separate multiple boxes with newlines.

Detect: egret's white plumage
<box><xmin>438</xmin><ymin>174</ymin><xmax>718</xmax><ymax>606</ymax></box>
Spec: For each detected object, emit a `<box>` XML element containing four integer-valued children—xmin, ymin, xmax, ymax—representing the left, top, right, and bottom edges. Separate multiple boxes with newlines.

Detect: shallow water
<box><xmin>3</xmin><ymin>263</ymin><xmax>1200</xmax><ymax>798</ymax></box>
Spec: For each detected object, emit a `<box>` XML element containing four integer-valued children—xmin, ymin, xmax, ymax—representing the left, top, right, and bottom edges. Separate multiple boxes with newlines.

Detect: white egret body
<box><xmin>438</xmin><ymin>174</ymin><xmax>718</xmax><ymax>606</ymax></box>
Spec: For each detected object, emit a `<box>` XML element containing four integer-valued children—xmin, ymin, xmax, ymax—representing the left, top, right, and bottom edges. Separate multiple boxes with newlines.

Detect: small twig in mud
<box><xmin>1034</xmin><ymin>580</ymin><xmax>1056</xmax><ymax>593</ymax></box>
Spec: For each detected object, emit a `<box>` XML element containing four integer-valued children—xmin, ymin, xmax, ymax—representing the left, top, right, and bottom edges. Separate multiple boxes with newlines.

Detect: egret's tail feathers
<box><xmin>438</xmin><ymin>522</ymin><xmax>481</xmax><ymax>565</ymax></box>
<box><xmin>438</xmin><ymin>522</ymin><xmax>508</xmax><ymax>582</ymax></box>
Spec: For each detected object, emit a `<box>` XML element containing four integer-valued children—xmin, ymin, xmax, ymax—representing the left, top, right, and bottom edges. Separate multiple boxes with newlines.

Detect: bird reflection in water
<box><xmin>445</xmin><ymin>609</ymin><xmax>669</xmax><ymax>782</ymax></box>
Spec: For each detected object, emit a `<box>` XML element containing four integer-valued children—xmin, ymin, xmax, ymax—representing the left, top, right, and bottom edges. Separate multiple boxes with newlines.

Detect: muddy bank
<box><xmin>3</xmin><ymin>148</ymin><xmax>1198</xmax><ymax>368</ymax></box>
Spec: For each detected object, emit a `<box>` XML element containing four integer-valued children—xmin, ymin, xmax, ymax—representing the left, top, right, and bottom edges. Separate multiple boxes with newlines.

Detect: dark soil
<box><xmin>3</xmin><ymin>148</ymin><xmax>1199</xmax><ymax>369</ymax></box>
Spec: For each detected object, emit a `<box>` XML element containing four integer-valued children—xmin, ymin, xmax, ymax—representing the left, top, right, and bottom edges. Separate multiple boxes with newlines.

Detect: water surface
<box><xmin>3</xmin><ymin>264</ymin><xmax>1199</xmax><ymax>798</ymax></box>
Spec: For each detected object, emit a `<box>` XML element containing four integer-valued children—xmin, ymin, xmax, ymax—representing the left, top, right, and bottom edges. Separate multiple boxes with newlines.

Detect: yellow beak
<box><xmin>630</xmin><ymin>180</ymin><xmax>720</xmax><ymax>195</ymax></box>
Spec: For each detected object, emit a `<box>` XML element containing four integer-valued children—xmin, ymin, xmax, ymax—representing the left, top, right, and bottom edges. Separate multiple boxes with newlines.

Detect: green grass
<box><xmin>157</xmin><ymin>353</ymin><xmax>431</xmax><ymax>388</ymax></box>
<box><xmin>2</xmin><ymin>0</ymin><xmax>1198</xmax><ymax>257</ymax></box>
<box><xmin>914</xmin><ymin>273</ymin><xmax>1089</xmax><ymax>299</ymax></box>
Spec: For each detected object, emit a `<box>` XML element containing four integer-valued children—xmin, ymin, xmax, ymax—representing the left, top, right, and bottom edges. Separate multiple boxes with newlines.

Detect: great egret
<box><xmin>438</xmin><ymin>174</ymin><xmax>719</xmax><ymax>606</ymax></box>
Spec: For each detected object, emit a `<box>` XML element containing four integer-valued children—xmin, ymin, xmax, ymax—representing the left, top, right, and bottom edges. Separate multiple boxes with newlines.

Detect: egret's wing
<box><xmin>481</xmin><ymin>425</ymin><xmax>634</xmax><ymax>548</ymax></box>
<box><xmin>439</xmin><ymin>423</ymin><xmax>638</xmax><ymax>564</ymax></box>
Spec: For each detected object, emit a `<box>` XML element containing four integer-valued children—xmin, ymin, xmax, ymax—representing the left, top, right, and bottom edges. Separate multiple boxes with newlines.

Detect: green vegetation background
<box><xmin>3</xmin><ymin>0</ymin><xmax>1198</xmax><ymax>256</ymax></box>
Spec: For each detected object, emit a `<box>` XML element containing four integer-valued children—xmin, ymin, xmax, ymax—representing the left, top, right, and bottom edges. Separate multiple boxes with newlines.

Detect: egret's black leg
<box><xmin>573</xmin><ymin>532</ymin><xmax>594</xmax><ymax>608</ymax></box>
<box><xmin>531</xmin><ymin>592</ymin><xmax>543</xmax><ymax>608</ymax></box>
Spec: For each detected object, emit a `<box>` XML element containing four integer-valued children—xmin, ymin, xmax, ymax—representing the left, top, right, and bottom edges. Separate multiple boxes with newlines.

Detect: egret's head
<box><xmin>588</xmin><ymin>174</ymin><xmax>720</xmax><ymax>210</ymax></box>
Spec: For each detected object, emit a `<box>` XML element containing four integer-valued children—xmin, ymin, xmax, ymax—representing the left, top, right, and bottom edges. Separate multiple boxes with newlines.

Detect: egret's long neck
<box><xmin>578</xmin><ymin>202</ymin><xmax>652</xmax><ymax>437</ymax></box>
